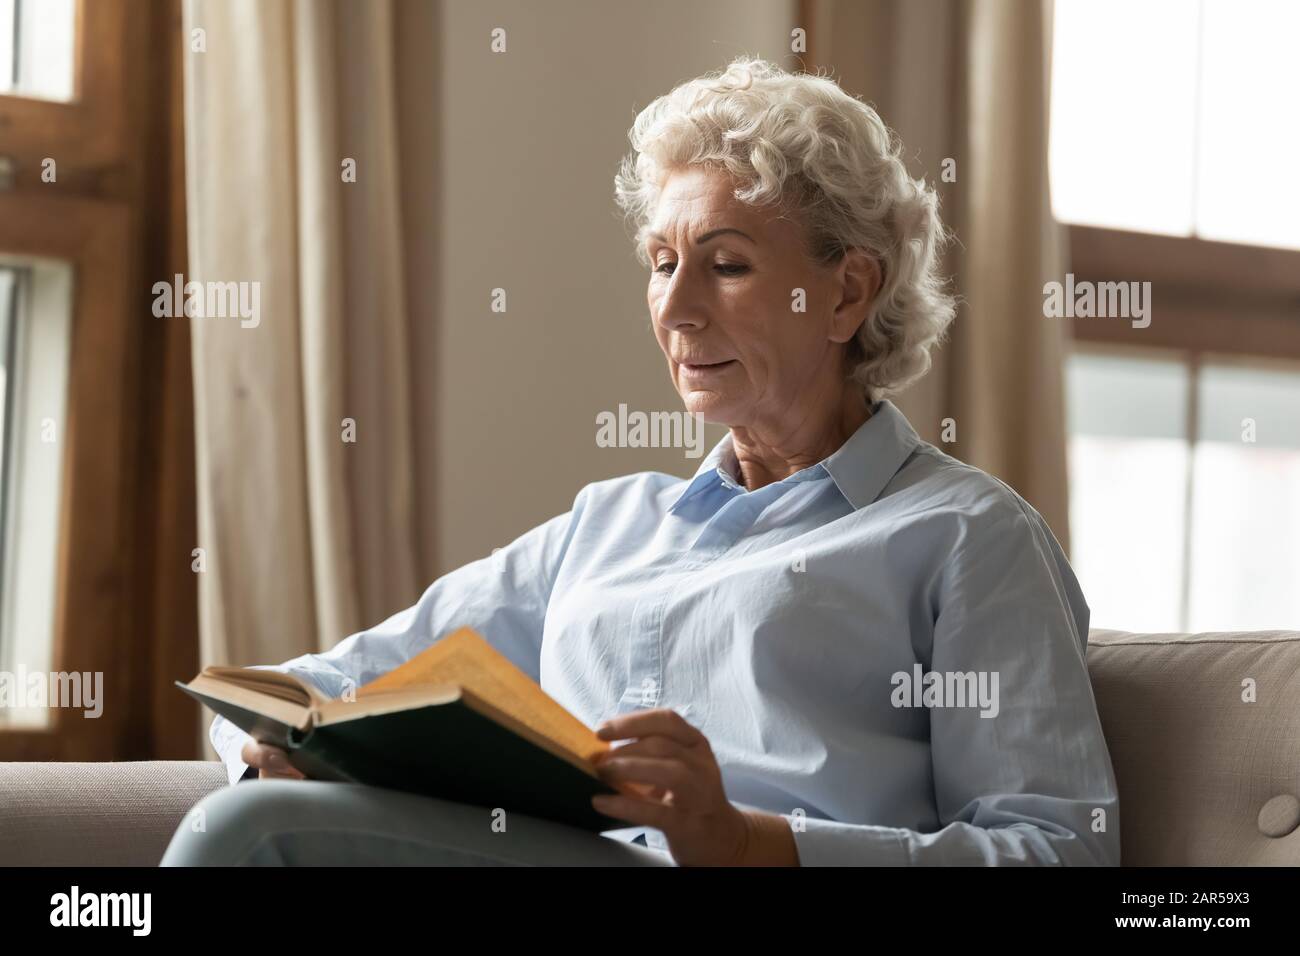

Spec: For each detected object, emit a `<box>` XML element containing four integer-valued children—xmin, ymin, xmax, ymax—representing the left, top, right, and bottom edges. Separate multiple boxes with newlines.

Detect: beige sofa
<box><xmin>1</xmin><ymin>628</ymin><xmax>1297</xmax><ymax>866</ymax></box>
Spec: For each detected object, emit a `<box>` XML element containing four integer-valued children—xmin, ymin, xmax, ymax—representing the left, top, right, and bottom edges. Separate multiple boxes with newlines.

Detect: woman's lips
<box><xmin>680</xmin><ymin>359</ymin><xmax>737</xmax><ymax>379</ymax></box>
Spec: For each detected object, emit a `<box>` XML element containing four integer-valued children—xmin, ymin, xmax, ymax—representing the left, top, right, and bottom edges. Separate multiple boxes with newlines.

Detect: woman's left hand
<box><xmin>591</xmin><ymin>708</ymin><xmax>752</xmax><ymax>866</ymax></box>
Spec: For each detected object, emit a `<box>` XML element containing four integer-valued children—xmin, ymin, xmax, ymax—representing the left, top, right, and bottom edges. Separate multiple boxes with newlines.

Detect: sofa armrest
<box><xmin>1088</xmin><ymin>629</ymin><xmax>1300</xmax><ymax>865</ymax></box>
<box><xmin>0</xmin><ymin>761</ymin><xmax>228</xmax><ymax>866</ymax></box>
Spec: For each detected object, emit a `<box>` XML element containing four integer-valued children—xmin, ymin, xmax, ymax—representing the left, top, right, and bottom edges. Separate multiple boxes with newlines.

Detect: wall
<box><xmin>424</xmin><ymin>0</ymin><xmax>798</xmax><ymax>574</ymax></box>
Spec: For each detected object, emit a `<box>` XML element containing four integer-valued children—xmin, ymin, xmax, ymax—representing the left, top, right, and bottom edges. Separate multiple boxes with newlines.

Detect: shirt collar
<box><xmin>667</xmin><ymin>399</ymin><xmax>921</xmax><ymax>513</ymax></box>
<box><xmin>668</xmin><ymin>431</ymin><xmax>741</xmax><ymax>511</ymax></box>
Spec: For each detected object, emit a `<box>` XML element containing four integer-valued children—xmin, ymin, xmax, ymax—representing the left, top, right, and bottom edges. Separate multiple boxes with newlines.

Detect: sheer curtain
<box><xmin>182</xmin><ymin>0</ymin><xmax>435</xmax><ymax>691</ymax></box>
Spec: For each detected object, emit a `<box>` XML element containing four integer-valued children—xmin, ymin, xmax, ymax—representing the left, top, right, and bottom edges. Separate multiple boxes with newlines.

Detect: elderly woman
<box><xmin>163</xmin><ymin>57</ymin><xmax>1119</xmax><ymax>867</ymax></box>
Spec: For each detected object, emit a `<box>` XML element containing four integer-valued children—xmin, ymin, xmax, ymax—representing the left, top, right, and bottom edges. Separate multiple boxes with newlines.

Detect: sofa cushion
<box><xmin>1087</xmin><ymin>628</ymin><xmax>1300</xmax><ymax>865</ymax></box>
<box><xmin>0</xmin><ymin>760</ymin><xmax>227</xmax><ymax>866</ymax></box>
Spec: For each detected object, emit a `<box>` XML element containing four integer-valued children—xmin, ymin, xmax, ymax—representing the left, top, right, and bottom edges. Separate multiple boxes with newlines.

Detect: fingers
<box><xmin>595</xmin><ymin>708</ymin><xmax>705</xmax><ymax>748</ymax></box>
<box><xmin>240</xmin><ymin>739</ymin><xmax>277</xmax><ymax>768</ymax></box>
<box><xmin>240</xmin><ymin>740</ymin><xmax>306</xmax><ymax>779</ymax></box>
<box><xmin>597</xmin><ymin>756</ymin><xmax>698</xmax><ymax>806</ymax></box>
<box><xmin>262</xmin><ymin>766</ymin><xmax>306</xmax><ymax>779</ymax></box>
<box><xmin>597</xmin><ymin>735</ymin><xmax>686</xmax><ymax>763</ymax></box>
<box><xmin>591</xmin><ymin>792</ymin><xmax>673</xmax><ymax>831</ymax></box>
<box><xmin>593</xmin><ymin>712</ymin><xmax>711</xmax><ymax>806</ymax></box>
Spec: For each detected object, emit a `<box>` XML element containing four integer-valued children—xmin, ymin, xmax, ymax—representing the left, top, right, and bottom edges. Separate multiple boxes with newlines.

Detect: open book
<box><xmin>176</xmin><ymin>628</ymin><xmax>637</xmax><ymax>832</ymax></box>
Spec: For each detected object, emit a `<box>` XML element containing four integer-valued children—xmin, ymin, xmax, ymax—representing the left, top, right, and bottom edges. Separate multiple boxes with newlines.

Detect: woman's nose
<box><xmin>654</xmin><ymin>267</ymin><xmax>709</xmax><ymax>332</ymax></box>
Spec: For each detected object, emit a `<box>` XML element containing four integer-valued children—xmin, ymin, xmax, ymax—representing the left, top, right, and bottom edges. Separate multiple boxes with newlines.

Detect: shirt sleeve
<box><xmin>209</xmin><ymin>485</ymin><xmax>591</xmax><ymax>786</ymax></box>
<box><xmin>785</xmin><ymin>499</ymin><xmax>1121</xmax><ymax>866</ymax></box>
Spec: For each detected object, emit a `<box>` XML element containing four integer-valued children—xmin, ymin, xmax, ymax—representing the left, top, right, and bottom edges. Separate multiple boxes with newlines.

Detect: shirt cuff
<box><xmin>782</xmin><ymin>814</ymin><xmax>910</xmax><ymax>866</ymax></box>
<box><xmin>210</xmin><ymin>715</ymin><xmax>256</xmax><ymax>786</ymax></box>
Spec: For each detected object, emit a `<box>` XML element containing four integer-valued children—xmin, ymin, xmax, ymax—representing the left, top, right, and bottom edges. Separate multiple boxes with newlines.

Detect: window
<box><xmin>1067</xmin><ymin>350</ymin><xmax>1300</xmax><ymax>632</ymax></box>
<box><xmin>0</xmin><ymin>0</ymin><xmax>196</xmax><ymax>759</ymax></box>
<box><xmin>1053</xmin><ymin>0</ymin><xmax>1300</xmax><ymax>632</ymax></box>
<box><xmin>1187</xmin><ymin>360</ymin><xmax>1300</xmax><ymax>630</ymax></box>
<box><xmin>0</xmin><ymin>260</ymin><xmax>74</xmax><ymax>727</ymax></box>
<box><xmin>1051</xmin><ymin>0</ymin><xmax>1300</xmax><ymax>250</ymax></box>
<box><xmin>0</xmin><ymin>0</ymin><xmax>77</xmax><ymax>101</ymax></box>
<box><xmin>1067</xmin><ymin>351</ymin><xmax>1189</xmax><ymax>631</ymax></box>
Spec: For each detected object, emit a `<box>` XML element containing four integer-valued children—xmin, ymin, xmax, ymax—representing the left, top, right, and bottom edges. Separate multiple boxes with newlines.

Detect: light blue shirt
<box><xmin>211</xmin><ymin>399</ymin><xmax>1120</xmax><ymax>865</ymax></box>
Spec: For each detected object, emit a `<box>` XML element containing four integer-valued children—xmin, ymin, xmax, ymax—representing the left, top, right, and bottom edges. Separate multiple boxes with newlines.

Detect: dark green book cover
<box><xmin>177</xmin><ymin>682</ymin><xmax>628</xmax><ymax>833</ymax></box>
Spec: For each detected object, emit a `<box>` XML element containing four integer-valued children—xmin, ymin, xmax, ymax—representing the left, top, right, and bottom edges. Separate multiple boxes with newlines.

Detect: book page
<box><xmin>200</xmin><ymin>666</ymin><xmax>331</xmax><ymax>708</ymax></box>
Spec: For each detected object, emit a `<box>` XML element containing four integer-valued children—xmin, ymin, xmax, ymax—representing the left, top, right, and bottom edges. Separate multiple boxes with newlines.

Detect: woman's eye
<box><xmin>653</xmin><ymin>261</ymin><xmax>749</xmax><ymax>276</ymax></box>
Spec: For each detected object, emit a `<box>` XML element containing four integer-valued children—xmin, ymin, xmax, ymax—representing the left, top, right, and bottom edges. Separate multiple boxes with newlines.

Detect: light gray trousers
<box><xmin>159</xmin><ymin>779</ymin><xmax>676</xmax><ymax>866</ymax></box>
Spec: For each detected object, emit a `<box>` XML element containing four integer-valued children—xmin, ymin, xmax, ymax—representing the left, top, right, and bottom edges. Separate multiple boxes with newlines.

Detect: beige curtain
<box><xmin>182</xmin><ymin>0</ymin><xmax>437</xmax><ymax>686</ymax></box>
<box><xmin>811</xmin><ymin>0</ymin><xmax>1071</xmax><ymax>550</ymax></box>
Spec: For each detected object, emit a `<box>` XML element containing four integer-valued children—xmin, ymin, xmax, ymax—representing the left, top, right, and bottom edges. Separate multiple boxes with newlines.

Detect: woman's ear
<box><xmin>828</xmin><ymin>248</ymin><xmax>882</xmax><ymax>345</ymax></box>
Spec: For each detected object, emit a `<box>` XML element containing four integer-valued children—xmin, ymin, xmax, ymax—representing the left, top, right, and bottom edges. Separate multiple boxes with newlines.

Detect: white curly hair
<box><xmin>613</xmin><ymin>55</ymin><xmax>955</xmax><ymax>402</ymax></box>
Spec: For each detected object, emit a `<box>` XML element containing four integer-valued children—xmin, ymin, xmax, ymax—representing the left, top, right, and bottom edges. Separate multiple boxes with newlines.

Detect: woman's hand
<box><xmin>240</xmin><ymin>740</ymin><xmax>306</xmax><ymax>780</ymax></box>
<box><xmin>591</xmin><ymin>708</ymin><xmax>796</xmax><ymax>866</ymax></box>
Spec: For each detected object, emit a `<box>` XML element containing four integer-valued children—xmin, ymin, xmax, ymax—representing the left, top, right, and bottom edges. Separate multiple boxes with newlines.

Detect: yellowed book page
<box><xmin>199</xmin><ymin>666</ymin><xmax>331</xmax><ymax>708</ymax></box>
<box><xmin>358</xmin><ymin>628</ymin><xmax>610</xmax><ymax>764</ymax></box>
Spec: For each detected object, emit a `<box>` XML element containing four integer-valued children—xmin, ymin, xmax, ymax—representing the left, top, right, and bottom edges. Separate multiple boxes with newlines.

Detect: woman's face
<box><xmin>646</xmin><ymin>165</ymin><xmax>863</xmax><ymax>431</ymax></box>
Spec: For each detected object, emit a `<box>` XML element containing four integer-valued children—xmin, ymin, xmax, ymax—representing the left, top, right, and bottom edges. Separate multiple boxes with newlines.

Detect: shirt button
<box><xmin>639</xmin><ymin>677</ymin><xmax>658</xmax><ymax>706</ymax></box>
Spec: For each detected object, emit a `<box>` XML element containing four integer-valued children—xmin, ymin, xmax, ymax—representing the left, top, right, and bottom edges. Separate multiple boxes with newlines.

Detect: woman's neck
<box><xmin>729</xmin><ymin>391</ymin><xmax>872</xmax><ymax>492</ymax></box>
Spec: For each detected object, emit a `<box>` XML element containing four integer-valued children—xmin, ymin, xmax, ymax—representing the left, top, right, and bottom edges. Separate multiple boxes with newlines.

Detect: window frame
<box><xmin>0</xmin><ymin>0</ymin><xmax>126</xmax><ymax>189</ymax></box>
<box><xmin>1067</xmin><ymin>225</ymin><xmax>1300</xmax><ymax>359</ymax></box>
<box><xmin>0</xmin><ymin>193</ymin><xmax>131</xmax><ymax>757</ymax></box>
<box><xmin>0</xmin><ymin>0</ymin><xmax>197</xmax><ymax>760</ymax></box>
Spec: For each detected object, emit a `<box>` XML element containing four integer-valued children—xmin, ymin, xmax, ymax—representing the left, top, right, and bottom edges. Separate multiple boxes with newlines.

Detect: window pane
<box><xmin>0</xmin><ymin>259</ymin><xmax>74</xmax><ymax>729</ymax></box>
<box><xmin>1196</xmin><ymin>362</ymin><xmax>1300</xmax><ymax>448</ymax></box>
<box><xmin>1196</xmin><ymin>0</ymin><xmax>1300</xmax><ymax>250</ymax></box>
<box><xmin>1067</xmin><ymin>351</ymin><xmax>1188</xmax><ymax>440</ymax></box>
<box><xmin>0</xmin><ymin>267</ymin><xmax>12</xmax><ymax>474</ymax></box>
<box><xmin>0</xmin><ymin>0</ymin><xmax>12</xmax><ymax>89</ymax></box>
<box><xmin>1052</xmin><ymin>0</ymin><xmax>1300</xmax><ymax>250</ymax></box>
<box><xmin>0</xmin><ymin>0</ymin><xmax>76</xmax><ymax>102</ymax></box>
<box><xmin>1050</xmin><ymin>0</ymin><xmax>1199</xmax><ymax>236</ymax></box>
<box><xmin>1067</xmin><ymin>352</ymin><xmax>1189</xmax><ymax>631</ymax></box>
<box><xmin>1187</xmin><ymin>361</ymin><xmax>1300</xmax><ymax>630</ymax></box>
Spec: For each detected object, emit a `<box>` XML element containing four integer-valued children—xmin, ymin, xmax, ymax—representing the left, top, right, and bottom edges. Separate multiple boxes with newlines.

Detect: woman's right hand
<box><xmin>241</xmin><ymin>740</ymin><xmax>306</xmax><ymax>780</ymax></box>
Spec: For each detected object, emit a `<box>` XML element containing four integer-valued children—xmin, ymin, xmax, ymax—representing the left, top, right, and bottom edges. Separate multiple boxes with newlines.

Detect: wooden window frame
<box><xmin>1067</xmin><ymin>225</ymin><xmax>1300</xmax><ymax>360</ymax></box>
<box><xmin>1</xmin><ymin>0</ymin><xmax>127</xmax><ymax>185</ymax></box>
<box><xmin>0</xmin><ymin>193</ymin><xmax>131</xmax><ymax>758</ymax></box>
<box><xmin>0</xmin><ymin>0</ymin><xmax>197</xmax><ymax>759</ymax></box>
